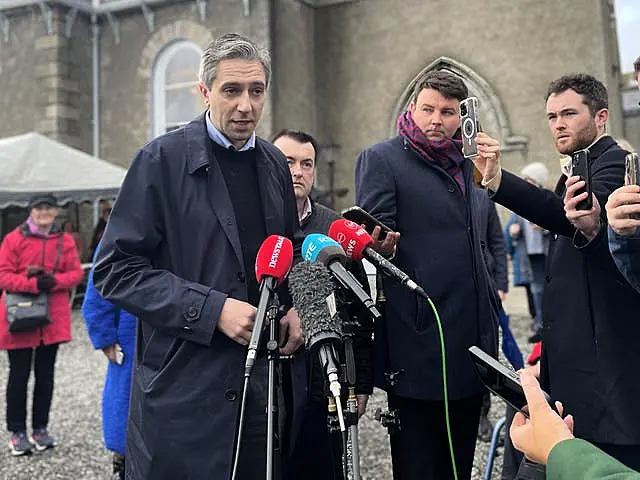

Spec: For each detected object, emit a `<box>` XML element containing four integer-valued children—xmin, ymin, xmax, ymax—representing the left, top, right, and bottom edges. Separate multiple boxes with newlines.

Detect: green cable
<box><xmin>427</xmin><ymin>296</ymin><xmax>458</xmax><ymax>480</ymax></box>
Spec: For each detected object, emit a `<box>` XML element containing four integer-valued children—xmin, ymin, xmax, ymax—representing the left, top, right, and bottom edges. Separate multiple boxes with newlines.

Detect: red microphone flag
<box><xmin>328</xmin><ymin>219</ymin><xmax>373</xmax><ymax>261</ymax></box>
<box><xmin>254</xmin><ymin>235</ymin><xmax>294</xmax><ymax>285</ymax></box>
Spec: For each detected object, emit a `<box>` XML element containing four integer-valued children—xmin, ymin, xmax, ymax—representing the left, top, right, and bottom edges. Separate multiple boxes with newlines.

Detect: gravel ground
<box><xmin>0</xmin><ymin>291</ymin><xmax>534</xmax><ymax>480</ymax></box>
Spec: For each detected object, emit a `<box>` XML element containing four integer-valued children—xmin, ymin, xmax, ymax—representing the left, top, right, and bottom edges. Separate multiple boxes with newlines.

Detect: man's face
<box><xmin>409</xmin><ymin>88</ymin><xmax>461</xmax><ymax>140</ymax></box>
<box><xmin>274</xmin><ymin>136</ymin><xmax>316</xmax><ymax>202</ymax></box>
<box><xmin>546</xmin><ymin>89</ymin><xmax>607</xmax><ymax>155</ymax></box>
<box><xmin>199</xmin><ymin>59</ymin><xmax>267</xmax><ymax>149</ymax></box>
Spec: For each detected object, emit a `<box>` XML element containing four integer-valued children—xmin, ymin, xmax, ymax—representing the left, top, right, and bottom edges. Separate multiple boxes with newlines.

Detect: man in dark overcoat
<box><xmin>93</xmin><ymin>33</ymin><xmax>303</xmax><ymax>479</ymax></box>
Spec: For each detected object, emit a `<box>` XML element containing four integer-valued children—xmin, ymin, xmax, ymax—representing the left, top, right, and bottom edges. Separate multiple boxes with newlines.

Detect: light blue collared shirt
<box><xmin>205</xmin><ymin>110</ymin><xmax>256</xmax><ymax>151</ymax></box>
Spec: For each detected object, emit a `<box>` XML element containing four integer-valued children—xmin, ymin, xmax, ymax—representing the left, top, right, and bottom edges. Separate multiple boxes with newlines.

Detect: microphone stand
<box><xmin>343</xmin><ymin>318</ymin><xmax>361</xmax><ymax>480</ymax></box>
<box><xmin>231</xmin><ymin>283</ymin><xmax>280</xmax><ymax>480</ymax></box>
<box><xmin>265</xmin><ymin>297</ymin><xmax>282</xmax><ymax>480</ymax></box>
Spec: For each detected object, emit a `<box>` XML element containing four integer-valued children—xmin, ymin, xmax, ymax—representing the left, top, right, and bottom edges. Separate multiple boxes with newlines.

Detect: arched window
<box><xmin>152</xmin><ymin>41</ymin><xmax>203</xmax><ymax>137</ymax></box>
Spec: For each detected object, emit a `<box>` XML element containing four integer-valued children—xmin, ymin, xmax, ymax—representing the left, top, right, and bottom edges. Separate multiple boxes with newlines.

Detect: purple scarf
<box><xmin>26</xmin><ymin>216</ymin><xmax>55</xmax><ymax>238</ymax></box>
<box><xmin>397</xmin><ymin>110</ymin><xmax>466</xmax><ymax>195</ymax></box>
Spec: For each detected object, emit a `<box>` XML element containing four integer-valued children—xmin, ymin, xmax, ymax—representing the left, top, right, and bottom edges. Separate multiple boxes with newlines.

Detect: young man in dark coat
<box><xmin>273</xmin><ymin>129</ymin><xmax>373</xmax><ymax>480</ymax></box>
<box><xmin>475</xmin><ymin>74</ymin><xmax>640</xmax><ymax>470</ymax></box>
<box><xmin>355</xmin><ymin>70</ymin><xmax>499</xmax><ymax>479</ymax></box>
<box><xmin>93</xmin><ymin>34</ymin><xmax>303</xmax><ymax>480</ymax></box>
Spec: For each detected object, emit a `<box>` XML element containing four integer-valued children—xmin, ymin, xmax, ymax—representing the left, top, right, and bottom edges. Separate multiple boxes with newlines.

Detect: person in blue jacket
<box><xmin>81</xmin><ymin>244</ymin><xmax>136</xmax><ymax>480</ymax></box>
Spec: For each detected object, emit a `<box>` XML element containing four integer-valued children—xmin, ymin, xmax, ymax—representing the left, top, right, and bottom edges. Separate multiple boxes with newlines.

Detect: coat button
<box><xmin>544</xmin><ymin>275</ymin><xmax>551</xmax><ymax>283</ymax></box>
<box><xmin>553</xmin><ymin>233</ymin><xmax>558</xmax><ymax>240</ymax></box>
<box><xmin>226</xmin><ymin>218</ymin><xmax>233</xmax><ymax>226</ymax></box>
<box><xmin>447</xmin><ymin>185</ymin><xmax>455</xmax><ymax>193</ymax></box>
<box><xmin>237</xmin><ymin>272</ymin><xmax>245</xmax><ymax>283</ymax></box>
<box><xmin>186</xmin><ymin>307</ymin><xmax>198</xmax><ymax>320</ymax></box>
<box><xmin>225</xmin><ymin>389</ymin><xmax>238</xmax><ymax>401</ymax></box>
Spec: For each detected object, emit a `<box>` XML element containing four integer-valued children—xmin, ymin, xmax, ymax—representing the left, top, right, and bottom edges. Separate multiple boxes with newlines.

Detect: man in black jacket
<box><xmin>273</xmin><ymin>129</ymin><xmax>373</xmax><ymax>480</ymax></box>
<box><xmin>474</xmin><ymin>74</ymin><xmax>640</xmax><ymax>470</ymax></box>
<box><xmin>355</xmin><ymin>70</ymin><xmax>499</xmax><ymax>479</ymax></box>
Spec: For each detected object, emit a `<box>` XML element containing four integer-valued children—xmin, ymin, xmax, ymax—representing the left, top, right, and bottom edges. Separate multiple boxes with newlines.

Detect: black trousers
<box><xmin>502</xmin><ymin>405</ymin><xmax>523</xmax><ymax>480</ymax></box>
<box><xmin>287</xmin><ymin>400</ymin><xmax>344</xmax><ymax>480</ymax></box>
<box><xmin>389</xmin><ymin>393</ymin><xmax>483</xmax><ymax>480</ymax></box>
<box><xmin>6</xmin><ymin>343</ymin><xmax>59</xmax><ymax>433</ymax></box>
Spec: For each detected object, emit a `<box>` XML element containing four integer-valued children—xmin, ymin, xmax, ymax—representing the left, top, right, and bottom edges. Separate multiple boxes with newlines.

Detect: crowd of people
<box><xmin>0</xmin><ymin>30</ymin><xmax>639</xmax><ymax>480</ymax></box>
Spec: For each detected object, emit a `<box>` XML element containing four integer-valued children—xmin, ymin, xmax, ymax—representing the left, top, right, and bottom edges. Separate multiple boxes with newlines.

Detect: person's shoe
<box><xmin>477</xmin><ymin>414</ymin><xmax>493</xmax><ymax>442</ymax></box>
<box><xmin>30</xmin><ymin>428</ymin><xmax>56</xmax><ymax>451</ymax></box>
<box><xmin>8</xmin><ymin>431</ymin><xmax>33</xmax><ymax>456</ymax></box>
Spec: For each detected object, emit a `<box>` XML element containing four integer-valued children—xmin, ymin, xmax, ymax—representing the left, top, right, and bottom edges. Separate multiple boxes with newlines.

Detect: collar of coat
<box><xmin>185</xmin><ymin>113</ymin><xmax>266</xmax><ymax>175</ymax></box>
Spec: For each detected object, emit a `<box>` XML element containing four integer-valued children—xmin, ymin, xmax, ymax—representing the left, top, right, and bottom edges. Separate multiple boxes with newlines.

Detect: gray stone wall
<box><xmin>0</xmin><ymin>7</ymin><xmax>41</xmax><ymax>138</ymax></box>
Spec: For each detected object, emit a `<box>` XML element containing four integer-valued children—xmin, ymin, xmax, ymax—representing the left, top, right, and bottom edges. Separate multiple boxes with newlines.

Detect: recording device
<box><xmin>328</xmin><ymin>219</ymin><xmax>428</xmax><ymax>300</ymax></box>
<box><xmin>460</xmin><ymin>96</ymin><xmax>480</xmax><ymax>158</ymax></box>
<box><xmin>571</xmin><ymin>148</ymin><xmax>592</xmax><ymax>211</ymax></box>
<box><xmin>625</xmin><ymin>152</ymin><xmax>640</xmax><ymax>187</ymax></box>
<box><xmin>468</xmin><ymin>346</ymin><xmax>557</xmax><ymax>418</ymax></box>
<box><xmin>302</xmin><ymin>233</ymin><xmax>381</xmax><ymax>320</ymax></box>
<box><xmin>245</xmin><ymin>235</ymin><xmax>294</xmax><ymax>378</ymax></box>
<box><xmin>341</xmin><ymin>206</ymin><xmax>393</xmax><ymax>241</ymax></box>
<box><xmin>289</xmin><ymin>261</ymin><xmax>346</xmax><ymax>431</ymax></box>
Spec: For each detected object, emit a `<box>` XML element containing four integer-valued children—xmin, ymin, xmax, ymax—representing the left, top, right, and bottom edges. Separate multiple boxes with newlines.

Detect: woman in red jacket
<box><xmin>0</xmin><ymin>194</ymin><xmax>83</xmax><ymax>456</ymax></box>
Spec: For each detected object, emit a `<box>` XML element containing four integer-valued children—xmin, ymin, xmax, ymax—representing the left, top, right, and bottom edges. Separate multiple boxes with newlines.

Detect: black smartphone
<box><xmin>571</xmin><ymin>149</ymin><xmax>592</xmax><ymax>210</ymax></box>
<box><xmin>459</xmin><ymin>97</ymin><xmax>480</xmax><ymax>158</ymax></box>
<box><xmin>468</xmin><ymin>346</ymin><xmax>557</xmax><ymax>418</ymax></box>
<box><xmin>341</xmin><ymin>206</ymin><xmax>393</xmax><ymax>241</ymax></box>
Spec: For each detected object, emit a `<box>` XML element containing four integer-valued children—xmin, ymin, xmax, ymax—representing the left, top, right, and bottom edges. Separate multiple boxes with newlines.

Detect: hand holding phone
<box><xmin>342</xmin><ymin>206</ymin><xmax>393</xmax><ymax>241</ymax></box>
<box><xmin>468</xmin><ymin>346</ymin><xmax>557</xmax><ymax>418</ymax></box>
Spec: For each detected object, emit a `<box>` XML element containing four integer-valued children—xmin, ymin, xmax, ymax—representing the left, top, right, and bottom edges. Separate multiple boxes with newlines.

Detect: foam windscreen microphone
<box><xmin>302</xmin><ymin>233</ymin><xmax>381</xmax><ymax>320</ymax></box>
<box><xmin>328</xmin><ymin>219</ymin><xmax>428</xmax><ymax>300</ymax></box>
<box><xmin>289</xmin><ymin>260</ymin><xmax>345</xmax><ymax>431</ymax></box>
<box><xmin>245</xmin><ymin>235</ymin><xmax>294</xmax><ymax>378</ymax></box>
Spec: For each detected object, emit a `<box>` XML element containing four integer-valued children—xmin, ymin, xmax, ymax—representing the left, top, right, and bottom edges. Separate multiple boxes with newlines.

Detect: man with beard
<box><xmin>474</xmin><ymin>74</ymin><xmax>640</xmax><ymax>470</ymax></box>
<box><xmin>355</xmin><ymin>69</ymin><xmax>499</xmax><ymax>479</ymax></box>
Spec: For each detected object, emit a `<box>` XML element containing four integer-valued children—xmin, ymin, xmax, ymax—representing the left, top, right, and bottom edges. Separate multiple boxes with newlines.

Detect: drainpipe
<box><xmin>91</xmin><ymin>0</ymin><xmax>100</xmax><ymax>226</ymax></box>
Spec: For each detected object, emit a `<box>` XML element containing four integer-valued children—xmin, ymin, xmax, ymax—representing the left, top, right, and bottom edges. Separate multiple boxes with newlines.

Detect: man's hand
<box><xmin>606</xmin><ymin>185</ymin><xmax>640</xmax><ymax>236</ymax></box>
<box><xmin>279</xmin><ymin>308</ymin><xmax>304</xmax><ymax>355</ymax></box>
<box><xmin>370</xmin><ymin>226</ymin><xmax>400</xmax><ymax>257</ymax></box>
<box><xmin>508</xmin><ymin>223</ymin><xmax>521</xmax><ymax>237</ymax></box>
<box><xmin>474</xmin><ymin>133</ymin><xmax>502</xmax><ymax>183</ymax></box>
<box><xmin>498</xmin><ymin>290</ymin><xmax>506</xmax><ymax>303</ymax></box>
<box><xmin>217</xmin><ymin>298</ymin><xmax>257</xmax><ymax>346</ymax></box>
<box><xmin>102</xmin><ymin>343</ymin><xmax>121</xmax><ymax>363</ymax></box>
<box><xmin>510</xmin><ymin>372</ymin><xmax>574</xmax><ymax>465</ymax></box>
<box><xmin>357</xmin><ymin>394</ymin><xmax>369</xmax><ymax>418</ymax></box>
<box><xmin>564</xmin><ymin>176</ymin><xmax>601</xmax><ymax>241</ymax></box>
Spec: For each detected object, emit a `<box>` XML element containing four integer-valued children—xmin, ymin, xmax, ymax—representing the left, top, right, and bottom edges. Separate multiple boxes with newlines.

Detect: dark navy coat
<box><xmin>492</xmin><ymin>136</ymin><xmax>640</xmax><ymax>445</ymax></box>
<box><xmin>93</xmin><ymin>114</ymin><xmax>301</xmax><ymax>479</ymax></box>
<box><xmin>355</xmin><ymin>136</ymin><xmax>499</xmax><ymax>401</ymax></box>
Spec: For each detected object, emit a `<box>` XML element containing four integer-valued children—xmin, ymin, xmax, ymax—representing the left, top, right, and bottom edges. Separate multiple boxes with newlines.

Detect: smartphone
<box><xmin>625</xmin><ymin>153</ymin><xmax>640</xmax><ymax>187</ymax></box>
<box><xmin>468</xmin><ymin>346</ymin><xmax>557</xmax><ymax>418</ymax></box>
<box><xmin>341</xmin><ymin>206</ymin><xmax>393</xmax><ymax>241</ymax></box>
<box><xmin>459</xmin><ymin>97</ymin><xmax>480</xmax><ymax>158</ymax></box>
<box><xmin>571</xmin><ymin>149</ymin><xmax>592</xmax><ymax>210</ymax></box>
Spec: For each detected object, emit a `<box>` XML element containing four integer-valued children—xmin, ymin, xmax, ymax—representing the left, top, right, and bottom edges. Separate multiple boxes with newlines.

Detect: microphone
<box><xmin>329</xmin><ymin>219</ymin><xmax>429</xmax><ymax>300</ymax></box>
<box><xmin>245</xmin><ymin>235</ymin><xmax>294</xmax><ymax>378</ymax></box>
<box><xmin>302</xmin><ymin>233</ymin><xmax>381</xmax><ymax>320</ymax></box>
<box><xmin>289</xmin><ymin>260</ymin><xmax>346</xmax><ymax>431</ymax></box>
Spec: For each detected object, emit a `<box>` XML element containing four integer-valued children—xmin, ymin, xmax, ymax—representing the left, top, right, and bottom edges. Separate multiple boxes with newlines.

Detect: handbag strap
<box><xmin>51</xmin><ymin>234</ymin><xmax>64</xmax><ymax>274</ymax></box>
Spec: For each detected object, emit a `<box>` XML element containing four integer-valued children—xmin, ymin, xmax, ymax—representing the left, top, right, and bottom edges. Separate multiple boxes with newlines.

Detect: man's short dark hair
<box><xmin>634</xmin><ymin>56</ymin><xmax>640</xmax><ymax>74</ymax></box>
<box><xmin>412</xmin><ymin>70</ymin><xmax>468</xmax><ymax>103</ymax></box>
<box><xmin>272</xmin><ymin>129</ymin><xmax>319</xmax><ymax>159</ymax></box>
<box><xmin>546</xmin><ymin>74</ymin><xmax>608</xmax><ymax>115</ymax></box>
